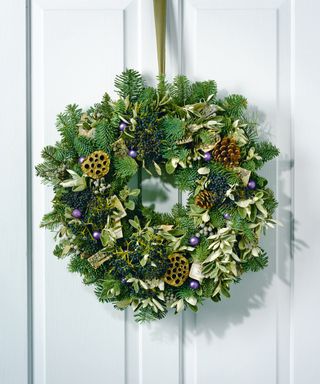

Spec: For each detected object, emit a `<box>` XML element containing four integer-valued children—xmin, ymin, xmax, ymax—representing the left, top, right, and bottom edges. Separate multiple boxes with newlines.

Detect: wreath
<box><xmin>36</xmin><ymin>69</ymin><xmax>279</xmax><ymax>322</ymax></box>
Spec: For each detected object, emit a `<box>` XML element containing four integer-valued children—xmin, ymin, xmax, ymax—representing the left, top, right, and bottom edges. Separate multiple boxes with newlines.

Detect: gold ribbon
<box><xmin>153</xmin><ymin>0</ymin><xmax>167</xmax><ymax>75</ymax></box>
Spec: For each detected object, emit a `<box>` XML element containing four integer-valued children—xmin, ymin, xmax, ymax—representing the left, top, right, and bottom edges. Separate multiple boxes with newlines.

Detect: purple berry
<box><xmin>128</xmin><ymin>149</ymin><xmax>137</xmax><ymax>158</ymax></box>
<box><xmin>78</xmin><ymin>156</ymin><xmax>86</xmax><ymax>164</ymax></box>
<box><xmin>119</xmin><ymin>122</ymin><xmax>127</xmax><ymax>132</ymax></box>
<box><xmin>72</xmin><ymin>209</ymin><xmax>82</xmax><ymax>219</ymax></box>
<box><xmin>189</xmin><ymin>279</ymin><xmax>200</xmax><ymax>290</ymax></box>
<box><xmin>223</xmin><ymin>213</ymin><xmax>231</xmax><ymax>220</ymax></box>
<box><xmin>247</xmin><ymin>180</ymin><xmax>256</xmax><ymax>190</ymax></box>
<box><xmin>121</xmin><ymin>277</ymin><xmax>127</xmax><ymax>284</ymax></box>
<box><xmin>189</xmin><ymin>236</ymin><xmax>200</xmax><ymax>247</ymax></box>
<box><xmin>203</xmin><ymin>152</ymin><xmax>212</xmax><ymax>162</ymax></box>
<box><xmin>92</xmin><ymin>231</ymin><xmax>101</xmax><ymax>240</ymax></box>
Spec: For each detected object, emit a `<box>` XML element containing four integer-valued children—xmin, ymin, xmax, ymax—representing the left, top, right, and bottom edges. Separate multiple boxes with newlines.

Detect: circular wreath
<box><xmin>37</xmin><ymin>69</ymin><xmax>279</xmax><ymax>322</ymax></box>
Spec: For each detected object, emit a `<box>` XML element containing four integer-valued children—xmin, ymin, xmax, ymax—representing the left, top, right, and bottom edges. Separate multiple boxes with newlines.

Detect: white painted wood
<box><xmin>125</xmin><ymin>3</ymin><xmax>182</xmax><ymax>384</ymax></box>
<box><xmin>3</xmin><ymin>0</ymin><xmax>320</xmax><ymax>382</ymax></box>
<box><xmin>0</xmin><ymin>1</ymin><xmax>28</xmax><ymax>384</ymax></box>
<box><xmin>294</xmin><ymin>1</ymin><xmax>320</xmax><ymax>383</ymax></box>
<box><xmin>31</xmin><ymin>1</ymin><xmax>138</xmax><ymax>383</ymax></box>
<box><xmin>182</xmin><ymin>1</ymin><xmax>292</xmax><ymax>383</ymax></box>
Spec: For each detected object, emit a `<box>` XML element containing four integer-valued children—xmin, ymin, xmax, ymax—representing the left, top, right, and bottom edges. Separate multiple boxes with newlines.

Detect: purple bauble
<box><xmin>189</xmin><ymin>236</ymin><xmax>200</xmax><ymax>247</ymax></box>
<box><xmin>223</xmin><ymin>213</ymin><xmax>231</xmax><ymax>220</ymax></box>
<box><xmin>189</xmin><ymin>279</ymin><xmax>200</xmax><ymax>290</ymax></box>
<box><xmin>72</xmin><ymin>208</ymin><xmax>82</xmax><ymax>219</ymax></box>
<box><xmin>203</xmin><ymin>152</ymin><xmax>212</xmax><ymax>162</ymax></box>
<box><xmin>78</xmin><ymin>156</ymin><xmax>86</xmax><ymax>164</ymax></box>
<box><xmin>92</xmin><ymin>231</ymin><xmax>101</xmax><ymax>240</ymax></box>
<box><xmin>128</xmin><ymin>149</ymin><xmax>137</xmax><ymax>158</ymax></box>
<box><xmin>247</xmin><ymin>180</ymin><xmax>256</xmax><ymax>190</ymax></box>
<box><xmin>119</xmin><ymin>121</ymin><xmax>127</xmax><ymax>132</ymax></box>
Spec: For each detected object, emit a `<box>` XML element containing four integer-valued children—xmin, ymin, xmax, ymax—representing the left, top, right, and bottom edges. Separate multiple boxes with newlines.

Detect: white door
<box><xmin>1</xmin><ymin>0</ymin><xmax>320</xmax><ymax>383</ymax></box>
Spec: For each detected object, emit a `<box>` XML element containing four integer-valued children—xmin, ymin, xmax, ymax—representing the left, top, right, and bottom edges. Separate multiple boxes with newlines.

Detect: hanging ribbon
<box><xmin>153</xmin><ymin>0</ymin><xmax>167</xmax><ymax>75</ymax></box>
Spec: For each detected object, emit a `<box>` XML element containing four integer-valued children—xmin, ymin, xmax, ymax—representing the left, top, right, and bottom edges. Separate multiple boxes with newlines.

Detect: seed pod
<box><xmin>164</xmin><ymin>253</ymin><xmax>189</xmax><ymax>287</ymax></box>
<box><xmin>195</xmin><ymin>189</ymin><xmax>217</xmax><ymax>209</ymax></box>
<box><xmin>81</xmin><ymin>150</ymin><xmax>110</xmax><ymax>179</ymax></box>
<box><xmin>213</xmin><ymin>137</ymin><xmax>241</xmax><ymax>168</ymax></box>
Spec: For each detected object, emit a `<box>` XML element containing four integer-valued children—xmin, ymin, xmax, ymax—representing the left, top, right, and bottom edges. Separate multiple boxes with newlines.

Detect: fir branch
<box><xmin>114</xmin><ymin>69</ymin><xmax>144</xmax><ymax>102</ymax></box>
<box><xmin>56</xmin><ymin>104</ymin><xmax>82</xmax><ymax>148</ymax></box>
<box><xmin>138</xmin><ymin>87</ymin><xmax>157</xmax><ymax>106</ymax></box>
<box><xmin>189</xmin><ymin>80</ymin><xmax>217</xmax><ymax>103</ymax></box>
<box><xmin>255</xmin><ymin>141</ymin><xmax>280</xmax><ymax>166</ymax></box>
<box><xmin>68</xmin><ymin>255</ymin><xmax>104</xmax><ymax>282</ymax></box>
<box><xmin>221</xmin><ymin>94</ymin><xmax>248</xmax><ymax>119</ymax></box>
<box><xmin>94</xmin><ymin>92</ymin><xmax>113</xmax><ymax>118</ymax></box>
<box><xmin>193</xmin><ymin>237</ymin><xmax>210</xmax><ymax>262</ymax></box>
<box><xmin>40</xmin><ymin>210</ymin><xmax>63</xmax><ymax>230</ymax></box>
<box><xmin>162</xmin><ymin>146</ymin><xmax>189</xmax><ymax>163</ymax></box>
<box><xmin>114</xmin><ymin>156</ymin><xmax>138</xmax><ymax>178</ymax></box>
<box><xmin>242</xmin><ymin>252</ymin><xmax>268</xmax><ymax>272</ymax></box>
<box><xmin>162</xmin><ymin>117</ymin><xmax>185</xmax><ymax>142</ymax></box>
<box><xmin>94</xmin><ymin>120</ymin><xmax>118</xmax><ymax>152</ymax></box>
<box><xmin>209</xmin><ymin>209</ymin><xmax>225</xmax><ymax>229</ymax></box>
<box><xmin>169</xmin><ymin>75</ymin><xmax>192</xmax><ymax>106</ymax></box>
<box><xmin>176</xmin><ymin>285</ymin><xmax>195</xmax><ymax>300</ymax></box>
<box><xmin>73</xmin><ymin>136</ymin><xmax>95</xmax><ymax>157</ymax></box>
<box><xmin>263</xmin><ymin>188</ymin><xmax>278</xmax><ymax>214</ymax></box>
<box><xmin>157</xmin><ymin>74</ymin><xmax>170</xmax><ymax>98</ymax></box>
<box><xmin>174</xmin><ymin>168</ymin><xmax>199</xmax><ymax>191</ymax></box>
<box><xmin>241</xmin><ymin>159</ymin><xmax>256</xmax><ymax>172</ymax></box>
<box><xmin>243</xmin><ymin>124</ymin><xmax>259</xmax><ymax>143</ymax></box>
<box><xmin>207</xmin><ymin>161</ymin><xmax>240</xmax><ymax>185</ymax></box>
<box><xmin>201</xmin><ymin>279</ymin><xmax>216</xmax><ymax>298</ymax></box>
<box><xmin>232</xmin><ymin>214</ymin><xmax>255</xmax><ymax>242</ymax></box>
<box><xmin>134</xmin><ymin>306</ymin><xmax>167</xmax><ymax>323</ymax></box>
<box><xmin>41</xmin><ymin>145</ymin><xmax>61</xmax><ymax>164</ymax></box>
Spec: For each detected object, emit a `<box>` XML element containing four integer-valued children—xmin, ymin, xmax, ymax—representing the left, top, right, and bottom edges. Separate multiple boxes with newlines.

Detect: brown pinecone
<box><xmin>195</xmin><ymin>190</ymin><xmax>216</xmax><ymax>209</ymax></box>
<box><xmin>213</xmin><ymin>137</ymin><xmax>241</xmax><ymax>168</ymax></box>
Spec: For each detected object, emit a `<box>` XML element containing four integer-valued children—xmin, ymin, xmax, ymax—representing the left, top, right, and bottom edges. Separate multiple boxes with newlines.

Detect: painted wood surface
<box><xmin>2</xmin><ymin>0</ymin><xmax>320</xmax><ymax>383</ymax></box>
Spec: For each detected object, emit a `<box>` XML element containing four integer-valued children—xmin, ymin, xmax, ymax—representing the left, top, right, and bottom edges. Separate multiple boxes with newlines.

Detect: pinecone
<box><xmin>213</xmin><ymin>137</ymin><xmax>241</xmax><ymax>168</ymax></box>
<box><xmin>195</xmin><ymin>190</ymin><xmax>216</xmax><ymax>209</ymax></box>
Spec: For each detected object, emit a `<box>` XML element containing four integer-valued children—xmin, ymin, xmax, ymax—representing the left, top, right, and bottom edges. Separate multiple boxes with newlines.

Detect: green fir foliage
<box><xmin>242</xmin><ymin>252</ymin><xmax>268</xmax><ymax>272</ymax></box>
<box><xmin>36</xmin><ymin>69</ymin><xmax>279</xmax><ymax>323</ymax></box>
<box><xmin>221</xmin><ymin>94</ymin><xmax>248</xmax><ymax>118</ymax></box>
<box><xmin>189</xmin><ymin>80</ymin><xmax>217</xmax><ymax>103</ymax></box>
<box><xmin>162</xmin><ymin>117</ymin><xmax>185</xmax><ymax>142</ymax></box>
<box><xmin>94</xmin><ymin>120</ymin><xmax>117</xmax><ymax>153</ymax></box>
<box><xmin>169</xmin><ymin>75</ymin><xmax>192</xmax><ymax>105</ymax></box>
<box><xmin>134</xmin><ymin>306</ymin><xmax>167</xmax><ymax>323</ymax></box>
<box><xmin>73</xmin><ymin>136</ymin><xmax>95</xmax><ymax>157</ymax></box>
<box><xmin>56</xmin><ymin>104</ymin><xmax>82</xmax><ymax>149</ymax></box>
<box><xmin>174</xmin><ymin>168</ymin><xmax>199</xmax><ymax>191</ymax></box>
<box><xmin>114</xmin><ymin>156</ymin><xmax>138</xmax><ymax>178</ymax></box>
<box><xmin>114</xmin><ymin>69</ymin><xmax>144</xmax><ymax>102</ymax></box>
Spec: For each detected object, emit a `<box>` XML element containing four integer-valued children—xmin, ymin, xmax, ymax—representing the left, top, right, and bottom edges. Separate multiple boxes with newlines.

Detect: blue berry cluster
<box><xmin>130</xmin><ymin>114</ymin><xmax>164</xmax><ymax>164</ymax></box>
<box><xmin>207</xmin><ymin>173</ymin><xmax>229</xmax><ymax>203</ymax></box>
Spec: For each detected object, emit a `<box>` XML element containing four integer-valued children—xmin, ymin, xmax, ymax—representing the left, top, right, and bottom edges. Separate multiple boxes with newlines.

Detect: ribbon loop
<box><xmin>153</xmin><ymin>0</ymin><xmax>167</xmax><ymax>75</ymax></box>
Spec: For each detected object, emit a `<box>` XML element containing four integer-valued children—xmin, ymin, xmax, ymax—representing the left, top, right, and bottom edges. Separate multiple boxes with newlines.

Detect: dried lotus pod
<box><xmin>81</xmin><ymin>150</ymin><xmax>110</xmax><ymax>179</ymax></box>
<box><xmin>164</xmin><ymin>253</ymin><xmax>189</xmax><ymax>287</ymax></box>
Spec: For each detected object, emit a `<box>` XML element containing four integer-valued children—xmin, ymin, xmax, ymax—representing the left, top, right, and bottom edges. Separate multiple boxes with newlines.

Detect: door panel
<box><xmin>28</xmin><ymin>0</ymin><xmax>296</xmax><ymax>383</ymax></box>
<box><xmin>0</xmin><ymin>1</ymin><xmax>28</xmax><ymax>384</ymax></box>
<box><xmin>31</xmin><ymin>1</ymin><xmax>138</xmax><ymax>383</ymax></box>
<box><xmin>182</xmin><ymin>1</ymin><xmax>292</xmax><ymax>383</ymax></box>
